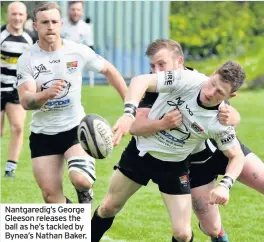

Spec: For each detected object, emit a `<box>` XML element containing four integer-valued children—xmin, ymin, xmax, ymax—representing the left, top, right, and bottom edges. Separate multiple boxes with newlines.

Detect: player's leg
<box><xmin>162</xmin><ymin>193</ymin><xmax>193</xmax><ymax>242</ymax></box>
<box><xmin>158</xmin><ymin>172</ymin><xmax>193</xmax><ymax>242</ymax></box>
<box><xmin>91</xmin><ymin>169</ymin><xmax>142</xmax><ymax>242</ymax></box>
<box><xmin>92</xmin><ymin>138</ymin><xmax>148</xmax><ymax>241</ymax></box>
<box><xmin>4</xmin><ymin>102</ymin><xmax>26</xmax><ymax>177</ymax></box>
<box><xmin>32</xmin><ymin>155</ymin><xmax>65</xmax><ymax>203</ymax></box>
<box><xmin>190</xmin><ymin>151</ymin><xmax>229</xmax><ymax>242</ymax></box>
<box><xmin>237</xmin><ymin>152</ymin><xmax>264</xmax><ymax>194</ymax></box>
<box><xmin>29</xmin><ymin>130</ymin><xmax>73</xmax><ymax>203</ymax></box>
<box><xmin>64</xmin><ymin>143</ymin><xmax>95</xmax><ymax>203</ymax></box>
<box><xmin>1</xmin><ymin>110</ymin><xmax>5</xmax><ymax>137</ymax></box>
<box><xmin>191</xmin><ymin>181</ymin><xmax>229</xmax><ymax>241</ymax></box>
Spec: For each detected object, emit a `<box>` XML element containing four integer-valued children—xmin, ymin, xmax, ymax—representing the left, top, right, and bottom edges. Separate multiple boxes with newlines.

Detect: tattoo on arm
<box><xmin>26</xmin><ymin>96</ymin><xmax>42</xmax><ymax>110</ymax></box>
<box><xmin>253</xmin><ymin>172</ymin><xmax>259</xmax><ymax>179</ymax></box>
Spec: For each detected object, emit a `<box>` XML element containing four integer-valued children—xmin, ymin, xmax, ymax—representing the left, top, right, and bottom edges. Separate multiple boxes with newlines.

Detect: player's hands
<box><xmin>44</xmin><ymin>79</ymin><xmax>66</xmax><ymax>99</ymax></box>
<box><xmin>209</xmin><ymin>184</ymin><xmax>230</xmax><ymax>206</ymax></box>
<box><xmin>161</xmin><ymin>109</ymin><xmax>182</xmax><ymax>130</ymax></box>
<box><xmin>218</xmin><ymin>104</ymin><xmax>240</xmax><ymax>126</ymax></box>
<box><xmin>112</xmin><ymin>114</ymin><xmax>135</xmax><ymax>146</ymax></box>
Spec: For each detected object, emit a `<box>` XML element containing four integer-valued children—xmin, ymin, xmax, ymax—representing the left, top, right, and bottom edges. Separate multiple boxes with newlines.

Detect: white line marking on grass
<box><xmin>102</xmin><ymin>235</ymin><xmax>127</xmax><ymax>242</ymax></box>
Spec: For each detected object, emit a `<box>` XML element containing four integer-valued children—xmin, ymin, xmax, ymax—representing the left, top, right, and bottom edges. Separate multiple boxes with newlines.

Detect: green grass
<box><xmin>1</xmin><ymin>86</ymin><xmax>264</xmax><ymax>242</ymax></box>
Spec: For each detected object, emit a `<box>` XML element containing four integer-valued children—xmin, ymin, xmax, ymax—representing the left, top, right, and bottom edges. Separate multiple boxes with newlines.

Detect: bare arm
<box><xmin>18</xmin><ymin>80</ymin><xmax>66</xmax><ymax>110</ymax></box>
<box><xmin>130</xmin><ymin>108</ymin><xmax>182</xmax><ymax>136</ymax></box>
<box><xmin>222</xmin><ymin>144</ymin><xmax>245</xmax><ymax>180</ymax></box>
<box><xmin>100</xmin><ymin>60</ymin><xmax>128</xmax><ymax>101</ymax></box>
<box><xmin>124</xmin><ymin>74</ymin><xmax>158</xmax><ymax>104</ymax></box>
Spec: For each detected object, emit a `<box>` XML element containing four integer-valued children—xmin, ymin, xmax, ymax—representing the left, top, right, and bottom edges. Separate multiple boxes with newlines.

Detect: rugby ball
<box><xmin>77</xmin><ymin>114</ymin><xmax>113</xmax><ymax>159</ymax></box>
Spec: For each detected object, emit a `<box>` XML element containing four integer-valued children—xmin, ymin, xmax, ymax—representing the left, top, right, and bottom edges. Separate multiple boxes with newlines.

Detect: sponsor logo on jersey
<box><xmin>49</xmin><ymin>60</ymin><xmax>60</xmax><ymax>63</ymax></box>
<box><xmin>191</xmin><ymin>122</ymin><xmax>204</xmax><ymax>133</ymax></box>
<box><xmin>66</xmin><ymin>61</ymin><xmax>78</xmax><ymax>73</ymax></box>
<box><xmin>179</xmin><ymin>175</ymin><xmax>189</xmax><ymax>186</ymax></box>
<box><xmin>221</xmin><ymin>134</ymin><xmax>235</xmax><ymax>145</ymax></box>
<box><xmin>33</xmin><ymin>64</ymin><xmax>51</xmax><ymax>79</ymax></box>
<box><xmin>216</xmin><ymin>127</ymin><xmax>234</xmax><ymax>138</ymax></box>
<box><xmin>41</xmin><ymin>79</ymin><xmax>71</xmax><ymax>99</ymax></box>
<box><xmin>164</xmin><ymin>71</ymin><xmax>174</xmax><ymax>85</ymax></box>
<box><xmin>1</xmin><ymin>54</ymin><xmax>19</xmax><ymax>64</ymax></box>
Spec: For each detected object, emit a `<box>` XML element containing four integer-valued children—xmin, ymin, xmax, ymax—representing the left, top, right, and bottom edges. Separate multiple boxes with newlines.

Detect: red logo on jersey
<box><xmin>67</xmin><ymin>61</ymin><xmax>78</xmax><ymax>67</ymax></box>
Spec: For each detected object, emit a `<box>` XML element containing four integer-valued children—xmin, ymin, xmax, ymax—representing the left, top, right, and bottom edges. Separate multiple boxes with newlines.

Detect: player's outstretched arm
<box><xmin>130</xmin><ymin>108</ymin><xmax>182</xmax><ymax>136</ymax></box>
<box><xmin>100</xmin><ymin>60</ymin><xmax>128</xmax><ymax>101</ymax></box>
<box><xmin>112</xmin><ymin>74</ymin><xmax>158</xmax><ymax>146</ymax></box>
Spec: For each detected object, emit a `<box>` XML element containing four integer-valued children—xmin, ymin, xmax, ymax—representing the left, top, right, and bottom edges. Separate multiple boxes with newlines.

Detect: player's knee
<box><xmin>199</xmin><ymin>221</ymin><xmax>220</xmax><ymax>237</ymax></box>
<box><xmin>10</xmin><ymin>123</ymin><xmax>23</xmax><ymax>136</ymax></box>
<box><xmin>70</xmin><ymin>171</ymin><xmax>92</xmax><ymax>190</ymax></box>
<box><xmin>99</xmin><ymin>198</ymin><xmax>123</xmax><ymax>218</ymax></box>
<box><xmin>173</xmin><ymin>229</ymin><xmax>192</xmax><ymax>242</ymax></box>
<box><xmin>67</xmin><ymin>156</ymin><xmax>95</xmax><ymax>191</ymax></box>
<box><xmin>42</xmin><ymin>188</ymin><xmax>59</xmax><ymax>203</ymax></box>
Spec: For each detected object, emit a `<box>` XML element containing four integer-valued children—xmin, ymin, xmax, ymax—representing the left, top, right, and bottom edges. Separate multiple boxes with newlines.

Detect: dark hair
<box><xmin>146</xmin><ymin>39</ymin><xmax>184</xmax><ymax>59</ymax></box>
<box><xmin>215</xmin><ymin>60</ymin><xmax>246</xmax><ymax>93</ymax></box>
<box><xmin>68</xmin><ymin>1</ymin><xmax>84</xmax><ymax>7</ymax></box>
<box><xmin>33</xmin><ymin>2</ymin><xmax>61</xmax><ymax>21</ymax></box>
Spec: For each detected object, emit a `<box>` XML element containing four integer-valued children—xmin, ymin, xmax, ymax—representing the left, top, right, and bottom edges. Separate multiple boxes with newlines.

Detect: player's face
<box><xmin>200</xmin><ymin>73</ymin><xmax>236</xmax><ymax>106</ymax></box>
<box><xmin>69</xmin><ymin>3</ymin><xmax>83</xmax><ymax>24</ymax></box>
<box><xmin>7</xmin><ymin>4</ymin><xmax>27</xmax><ymax>31</ymax></box>
<box><xmin>149</xmin><ymin>48</ymin><xmax>183</xmax><ymax>73</ymax></box>
<box><xmin>34</xmin><ymin>9</ymin><xmax>62</xmax><ymax>44</ymax></box>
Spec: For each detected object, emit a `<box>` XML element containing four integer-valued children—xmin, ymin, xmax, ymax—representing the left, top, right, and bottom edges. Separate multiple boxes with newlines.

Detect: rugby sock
<box><xmin>172</xmin><ymin>231</ymin><xmax>193</xmax><ymax>242</ymax></box>
<box><xmin>199</xmin><ymin>223</ymin><xmax>229</xmax><ymax>242</ymax></box>
<box><xmin>5</xmin><ymin>160</ymin><xmax>17</xmax><ymax>171</ymax></box>
<box><xmin>211</xmin><ymin>232</ymin><xmax>229</xmax><ymax>242</ymax></box>
<box><xmin>91</xmin><ymin>207</ymin><xmax>115</xmax><ymax>242</ymax></box>
<box><xmin>65</xmin><ymin>197</ymin><xmax>72</xmax><ymax>203</ymax></box>
<box><xmin>211</xmin><ymin>225</ymin><xmax>229</xmax><ymax>242</ymax></box>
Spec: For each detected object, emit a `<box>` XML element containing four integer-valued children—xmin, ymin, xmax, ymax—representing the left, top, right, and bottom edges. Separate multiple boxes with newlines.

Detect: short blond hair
<box><xmin>146</xmin><ymin>39</ymin><xmax>184</xmax><ymax>59</ymax></box>
<box><xmin>33</xmin><ymin>2</ymin><xmax>61</xmax><ymax>21</ymax></box>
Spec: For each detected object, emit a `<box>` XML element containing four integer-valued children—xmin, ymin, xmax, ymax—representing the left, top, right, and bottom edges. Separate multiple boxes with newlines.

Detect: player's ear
<box><xmin>229</xmin><ymin>92</ymin><xmax>236</xmax><ymax>98</ymax></box>
<box><xmin>178</xmin><ymin>56</ymin><xmax>184</xmax><ymax>65</ymax></box>
<box><xmin>33</xmin><ymin>21</ymin><xmax>37</xmax><ymax>31</ymax></box>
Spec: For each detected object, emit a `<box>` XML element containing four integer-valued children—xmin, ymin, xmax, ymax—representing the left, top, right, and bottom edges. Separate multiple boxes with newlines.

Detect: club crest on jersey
<box><xmin>66</xmin><ymin>61</ymin><xmax>78</xmax><ymax>73</ymax></box>
<box><xmin>191</xmin><ymin>122</ymin><xmax>204</xmax><ymax>133</ymax></box>
<box><xmin>179</xmin><ymin>175</ymin><xmax>189</xmax><ymax>187</ymax></box>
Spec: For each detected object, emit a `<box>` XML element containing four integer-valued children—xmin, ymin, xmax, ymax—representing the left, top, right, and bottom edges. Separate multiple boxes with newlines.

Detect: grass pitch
<box><xmin>1</xmin><ymin>86</ymin><xmax>264</xmax><ymax>242</ymax></box>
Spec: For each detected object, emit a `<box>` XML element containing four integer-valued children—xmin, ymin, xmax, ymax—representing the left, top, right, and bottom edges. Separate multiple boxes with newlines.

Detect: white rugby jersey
<box><xmin>17</xmin><ymin>39</ymin><xmax>104</xmax><ymax>134</ymax></box>
<box><xmin>136</xmin><ymin>69</ymin><xmax>239</xmax><ymax>161</ymax></box>
<box><xmin>61</xmin><ymin>19</ymin><xmax>94</xmax><ymax>46</ymax></box>
<box><xmin>0</xmin><ymin>27</ymin><xmax>33</xmax><ymax>92</ymax></box>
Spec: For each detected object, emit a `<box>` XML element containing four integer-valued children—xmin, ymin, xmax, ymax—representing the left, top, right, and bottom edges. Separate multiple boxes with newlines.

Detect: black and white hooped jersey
<box><xmin>17</xmin><ymin>39</ymin><xmax>104</xmax><ymax>135</ymax></box>
<box><xmin>136</xmin><ymin>69</ymin><xmax>239</xmax><ymax>162</ymax></box>
<box><xmin>0</xmin><ymin>26</ymin><xmax>33</xmax><ymax>92</ymax></box>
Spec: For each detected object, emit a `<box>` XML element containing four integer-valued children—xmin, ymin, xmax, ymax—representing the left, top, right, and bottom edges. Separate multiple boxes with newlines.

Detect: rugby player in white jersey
<box><xmin>109</xmin><ymin>60</ymin><xmax>246</xmax><ymax>242</ymax></box>
<box><xmin>1</xmin><ymin>1</ymin><xmax>33</xmax><ymax>177</ymax></box>
<box><xmin>61</xmin><ymin>1</ymin><xmax>94</xmax><ymax>49</ymax></box>
<box><xmin>127</xmin><ymin>40</ymin><xmax>264</xmax><ymax>242</ymax></box>
<box><xmin>16</xmin><ymin>2</ymin><xmax>127</xmax><ymax>204</ymax></box>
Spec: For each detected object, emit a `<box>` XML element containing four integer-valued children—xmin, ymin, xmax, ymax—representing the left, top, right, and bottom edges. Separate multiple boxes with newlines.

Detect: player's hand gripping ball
<box><xmin>77</xmin><ymin>114</ymin><xmax>113</xmax><ymax>159</ymax></box>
